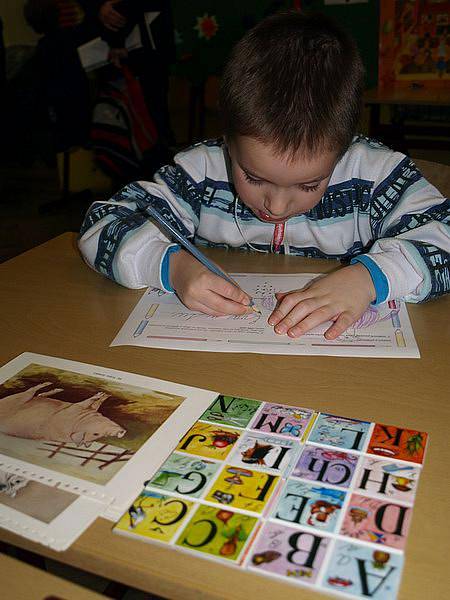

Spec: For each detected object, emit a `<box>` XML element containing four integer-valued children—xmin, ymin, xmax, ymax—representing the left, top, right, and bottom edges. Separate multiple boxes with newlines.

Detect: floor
<box><xmin>0</xmin><ymin>161</ymin><xmax>88</xmax><ymax>263</ymax></box>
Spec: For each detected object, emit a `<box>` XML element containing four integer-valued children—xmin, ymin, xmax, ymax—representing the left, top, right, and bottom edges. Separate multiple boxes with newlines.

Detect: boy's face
<box><xmin>228</xmin><ymin>136</ymin><xmax>338</xmax><ymax>223</ymax></box>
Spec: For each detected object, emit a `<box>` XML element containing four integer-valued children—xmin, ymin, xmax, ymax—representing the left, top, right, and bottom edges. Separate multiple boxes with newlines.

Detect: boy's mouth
<box><xmin>256</xmin><ymin>210</ymin><xmax>288</xmax><ymax>223</ymax></box>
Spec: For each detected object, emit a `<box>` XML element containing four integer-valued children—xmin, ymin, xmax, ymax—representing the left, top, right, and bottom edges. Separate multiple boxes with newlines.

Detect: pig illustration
<box><xmin>0</xmin><ymin>382</ymin><xmax>126</xmax><ymax>447</ymax></box>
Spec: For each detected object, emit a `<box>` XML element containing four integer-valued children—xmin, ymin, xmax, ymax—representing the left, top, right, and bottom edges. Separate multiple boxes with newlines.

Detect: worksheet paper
<box><xmin>111</xmin><ymin>274</ymin><xmax>419</xmax><ymax>358</ymax></box>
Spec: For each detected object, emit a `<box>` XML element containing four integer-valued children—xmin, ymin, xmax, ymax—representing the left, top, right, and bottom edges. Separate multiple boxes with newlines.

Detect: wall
<box><xmin>1</xmin><ymin>0</ymin><xmax>40</xmax><ymax>46</ymax></box>
<box><xmin>305</xmin><ymin>0</ymin><xmax>380</xmax><ymax>89</ymax></box>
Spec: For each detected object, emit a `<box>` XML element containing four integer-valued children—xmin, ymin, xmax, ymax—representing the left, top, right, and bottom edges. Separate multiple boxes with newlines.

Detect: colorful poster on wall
<box><xmin>379</xmin><ymin>0</ymin><xmax>450</xmax><ymax>88</ymax></box>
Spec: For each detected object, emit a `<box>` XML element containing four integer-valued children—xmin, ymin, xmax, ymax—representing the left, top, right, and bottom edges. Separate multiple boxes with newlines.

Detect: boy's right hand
<box><xmin>170</xmin><ymin>250</ymin><xmax>251</xmax><ymax>316</ymax></box>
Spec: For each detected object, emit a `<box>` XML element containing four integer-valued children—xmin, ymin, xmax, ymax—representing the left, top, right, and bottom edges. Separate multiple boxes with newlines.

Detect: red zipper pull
<box><xmin>272</xmin><ymin>222</ymin><xmax>285</xmax><ymax>253</ymax></box>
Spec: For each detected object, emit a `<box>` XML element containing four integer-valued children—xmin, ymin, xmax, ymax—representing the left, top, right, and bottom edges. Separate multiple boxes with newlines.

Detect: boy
<box><xmin>79</xmin><ymin>12</ymin><xmax>449</xmax><ymax>340</ymax></box>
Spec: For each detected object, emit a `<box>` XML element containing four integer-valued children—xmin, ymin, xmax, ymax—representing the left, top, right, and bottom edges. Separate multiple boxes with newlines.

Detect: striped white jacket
<box><xmin>79</xmin><ymin>136</ymin><xmax>449</xmax><ymax>304</ymax></box>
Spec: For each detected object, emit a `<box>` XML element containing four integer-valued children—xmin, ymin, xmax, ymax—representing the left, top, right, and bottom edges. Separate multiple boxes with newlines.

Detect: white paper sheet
<box><xmin>0</xmin><ymin>354</ymin><xmax>218</xmax><ymax>522</ymax></box>
<box><xmin>111</xmin><ymin>273</ymin><xmax>420</xmax><ymax>358</ymax></box>
<box><xmin>77</xmin><ymin>12</ymin><xmax>159</xmax><ymax>71</ymax></box>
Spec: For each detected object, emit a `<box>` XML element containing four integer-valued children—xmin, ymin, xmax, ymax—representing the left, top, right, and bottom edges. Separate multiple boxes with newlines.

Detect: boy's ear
<box><xmin>224</xmin><ymin>136</ymin><xmax>235</xmax><ymax>158</ymax></box>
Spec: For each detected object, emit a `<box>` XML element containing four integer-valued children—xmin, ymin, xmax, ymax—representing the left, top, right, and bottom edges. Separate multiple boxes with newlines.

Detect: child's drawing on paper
<box><xmin>170</xmin><ymin>310</ymin><xmax>263</xmax><ymax>324</ymax></box>
<box><xmin>253</xmin><ymin>281</ymin><xmax>277</xmax><ymax>311</ymax></box>
<box><xmin>0</xmin><ymin>468</ymin><xmax>77</xmax><ymax>523</ymax></box>
<box><xmin>247</xmin><ymin>280</ymin><xmax>402</xmax><ymax>334</ymax></box>
<box><xmin>0</xmin><ymin>364</ymin><xmax>184</xmax><ymax>484</ymax></box>
<box><xmin>351</xmin><ymin>301</ymin><xmax>401</xmax><ymax>331</ymax></box>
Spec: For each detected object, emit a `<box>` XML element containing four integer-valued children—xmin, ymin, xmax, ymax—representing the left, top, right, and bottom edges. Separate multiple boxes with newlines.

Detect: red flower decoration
<box><xmin>194</xmin><ymin>14</ymin><xmax>219</xmax><ymax>41</ymax></box>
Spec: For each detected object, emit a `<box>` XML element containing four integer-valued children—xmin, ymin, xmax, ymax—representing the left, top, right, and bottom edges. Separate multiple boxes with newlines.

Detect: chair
<box><xmin>414</xmin><ymin>159</ymin><xmax>450</xmax><ymax>198</ymax></box>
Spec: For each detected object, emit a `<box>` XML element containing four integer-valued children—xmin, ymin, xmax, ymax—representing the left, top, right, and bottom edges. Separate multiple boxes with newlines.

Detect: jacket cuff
<box><xmin>350</xmin><ymin>255</ymin><xmax>389</xmax><ymax>305</ymax></box>
<box><xmin>160</xmin><ymin>244</ymin><xmax>181</xmax><ymax>292</ymax></box>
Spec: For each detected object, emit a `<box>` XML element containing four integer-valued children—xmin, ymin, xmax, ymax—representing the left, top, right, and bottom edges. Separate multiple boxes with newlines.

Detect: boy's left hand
<box><xmin>268</xmin><ymin>264</ymin><xmax>376</xmax><ymax>340</ymax></box>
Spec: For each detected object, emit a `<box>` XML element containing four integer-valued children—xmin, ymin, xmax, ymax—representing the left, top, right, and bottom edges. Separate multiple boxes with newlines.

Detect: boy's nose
<box><xmin>263</xmin><ymin>193</ymin><xmax>289</xmax><ymax>217</ymax></box>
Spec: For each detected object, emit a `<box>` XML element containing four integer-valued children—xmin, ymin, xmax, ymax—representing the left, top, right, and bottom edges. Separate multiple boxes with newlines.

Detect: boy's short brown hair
<box><xmin>219</xmin><ymin>11</ymin><xmax>365</xmax><ymax>159</ymax></box>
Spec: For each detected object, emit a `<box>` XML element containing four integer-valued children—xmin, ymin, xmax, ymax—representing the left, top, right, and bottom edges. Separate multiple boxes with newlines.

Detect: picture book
<box><xmin>0</xmin><ymin>353</ymin><xmax>218</xmax><ymax>546</ymax></box>
<box><xmin>114</xmin><ymin>396</ymin><xmax>428</xmax><ymax>599</ymax></box>
<box><xmin>111</xmin><ymin>273</ymin><xmax>420</xmax><ymax>358</ymax></box>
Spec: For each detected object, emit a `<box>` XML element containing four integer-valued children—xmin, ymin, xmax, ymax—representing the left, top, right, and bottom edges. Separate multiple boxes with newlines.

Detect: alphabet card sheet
<box><xmin>114</xmin><ymin>396</ymin><xmax>428</xmax><ymax>599</ymax></box>
<box><xmin>0</xmin><ymin>353</ymin><xmax>217</xmax><ymax>549</ymax></box>
<box><xmin>111</xmin><ymin>274</ymin><xmax>420</xmax><ymax>358</ymax></box>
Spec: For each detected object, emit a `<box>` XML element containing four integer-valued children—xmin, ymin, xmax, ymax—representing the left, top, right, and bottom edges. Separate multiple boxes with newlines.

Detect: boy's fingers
<box><xmin>268</xmin><ymin>295</ymin><xmax>299</xmax><ymax>326</ymax></box>
<box><xmin>213</xmin><ymin>277</ymin><xmax>250</xmax><ymax>306</ymax></box>
<box><xmin>193</xmin><ymin>301</ymin><xmax>227</xmax><ymax>317</ymax></box>
<box><xmin>269</xmin><ymin>294</ymin><xmax>316</xmax><ymax>329</ymax></box>
<box><xmin>324</xmin><ymin>312</ymin><xmax>355</xmax><ymax>340</ymax></box>
<box><xmin>205</xmin><ymin>291</ymin><xmax>250</xmax><ymax>316</ymax></box>
<box><xmin>275</xmin><ymin>291</ymin><xmax>288</xmax><ymax>300</ymax></box>
<box><xmin>284</xmin><ymin>306</ymin><xmax>334</xmax><ymax>337</ymax></box>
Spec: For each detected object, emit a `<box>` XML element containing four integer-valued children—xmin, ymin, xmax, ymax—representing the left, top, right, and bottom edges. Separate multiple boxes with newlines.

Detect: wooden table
<box><xmin>0</xmin><ymin>233</ymin><xmax>449</xmax><ymax>600</ymax></box>
<box><xmin>0</xmin><ymin>552</ymin><xmax>107</xmax><ymax>599</ymax></box>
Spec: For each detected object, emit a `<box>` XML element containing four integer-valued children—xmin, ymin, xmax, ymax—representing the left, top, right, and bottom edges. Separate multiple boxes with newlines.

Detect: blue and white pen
<box><xmin>142</xmin><ymin>203</ymin><xmax>261</xmax><ymax>313</ymax></box>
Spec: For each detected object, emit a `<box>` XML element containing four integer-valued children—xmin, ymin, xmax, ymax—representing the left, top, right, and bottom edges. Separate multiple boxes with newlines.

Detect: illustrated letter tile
<box><xmin>205</xmin><ymin>464</ymin><xmax>279</xmax><ymax>513</ymax></box>
<box><xmin>199</xmin><ymin>395</ymin><xmax>261</xmax><ymax>428</ymax></box>
<box><xmin>340</xmin><ymin>493</ymin><xmax>412</xmax><ymax>549</ymax></box>
<box><xmin>176</xmin><ymin>504</ymin><xmax>258</xmax><ymax>562</ymax></box>
<box><xmin>227</xmin><ymin>431</ymin><xmax>301</xmax><ymax>476</ymax></box>
<box><xmin>114</xmin><ymin>491</ymin><xmax>194</xmax><ymax>543</ymax></box>
<box><xmin>292</xmin><ymin>445</ymin><xmax>359</xmax><ymax>488</ymax></box>
<box><xmin>367</xmin><ymin>423</ymin><xmax>428</xmax><ymax>464</ymax></box>
<box><xmin>249</xmin><ymin>403</ymin><xmax>314</xmax><ymax>440</ymax></box>
<box><xmin>146</xmin><ymin>453</ymin><xmax>221</xmax><ymax>498</ymax></box>
<box><xmin>355</xmin><ymin>456</ymin><xmax>421</xmax><ymax>503</ymax></box>
<box><xmin>273</xmin><ymin>479</ymin><xmax>346</xmax><ymax>533</ymax></box>
<box><xmin>307</xmin><ymin>413</ymin><xmax>371</xmax><ymax>451</ymax></box>
<box><xmin>176</xmin><ymin>422</ymin><xmax>241</xmax><ymax>460</ymax></box>
<box><xmin>322</xmin><ymin>539</ymin><xmax>404</xmax><ymax>599</ymax></box>
<box><xmin>248</xmin><ymin>521</ymin><xmax>331</xmax><ymax>584</ymax></box>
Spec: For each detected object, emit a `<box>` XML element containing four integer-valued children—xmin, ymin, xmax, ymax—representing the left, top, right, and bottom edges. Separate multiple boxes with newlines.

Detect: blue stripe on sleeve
<box><xmin>160</xmin><ymin>244</ymin><xmax>181</xmax><ymax>292</ymax></box>
<box><xmin>351</xmin><ymin>255</ymin><xmax>389</xmax><ymax>305</ymax></box>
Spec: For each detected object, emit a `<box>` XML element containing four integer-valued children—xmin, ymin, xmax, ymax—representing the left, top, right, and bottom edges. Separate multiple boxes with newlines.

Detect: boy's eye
<box><xmin>243</xmin><ymin>170</ymin><xmax>320</xmax><ymax>192</ymax></box>
<box><xmin>298</xmin><ymin>183</ymin><xmax>320</xmax><ymax>192</ymax></box>
<box><xmin>243</xmin><ymin>172</ymin><xmax>264</xmax><ymax>186</ymax></box>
